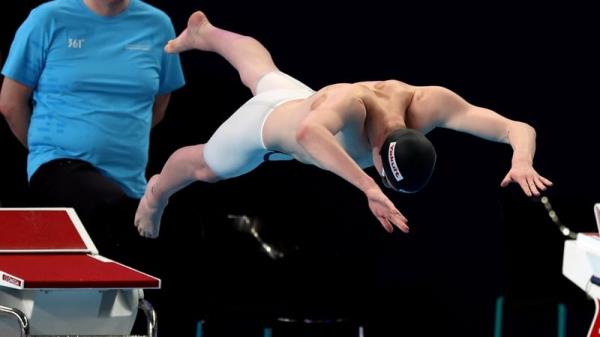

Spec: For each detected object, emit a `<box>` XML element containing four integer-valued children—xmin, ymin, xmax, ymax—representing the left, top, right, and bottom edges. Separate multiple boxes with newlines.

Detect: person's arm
<box><xmin>295</xmin><ymin>87</ymin><xmax>408</xmax><ymax>233</ymax></box>
<box><xmin>0</xmin><ymin>77</ymin><xmax>33</xmax><ymax>148</ymax></box>
<box><xmin>151</xmin><ymin>93</ymin><xmax>171</xmax><ymax>127</ymax></box>
<box><xmin>411</xmin><ymin>86</ymin><xmax>553</xmax><ymax>196</ymax></box>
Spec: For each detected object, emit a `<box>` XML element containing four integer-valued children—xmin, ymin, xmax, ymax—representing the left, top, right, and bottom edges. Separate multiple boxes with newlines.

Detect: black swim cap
<box><xmin>379</xmin><ymin>129</ymin><xmax>436</xmax><ymax>193</ymax></box>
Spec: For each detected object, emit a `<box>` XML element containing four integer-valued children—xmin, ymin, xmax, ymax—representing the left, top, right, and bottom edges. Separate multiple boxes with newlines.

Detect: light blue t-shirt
<box><xmin>2</xmin><ymin>0</ymin><xmax>185</xmax><ymax>198</ymax></box>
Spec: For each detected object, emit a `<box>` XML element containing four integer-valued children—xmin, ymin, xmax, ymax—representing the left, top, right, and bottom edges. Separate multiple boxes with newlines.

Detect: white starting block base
<box><xmin>563</xmin><ymin>233</ymin><xmax>600</xmax><ymax>337</ymax></box>
<box><xmin>0</xmin><ymin>287</ymin><xmax>140</xmax><ymax>335</ymax></box>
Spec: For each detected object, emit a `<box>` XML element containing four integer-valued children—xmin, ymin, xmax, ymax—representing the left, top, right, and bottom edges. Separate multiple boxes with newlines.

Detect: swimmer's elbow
<box><xmin>295</xmin><ymin>121</ymin><xmax>324</xmax><ymax>149</ymax></box>
<box><xmin>507</xmin><ymin>121</ymin><xmax>536</xmax><ymax>142</ymax></box>
<box><xmin>296</xmin><ymin>121</ymin><xmax>313</xmax><ymax>142</ymax></box>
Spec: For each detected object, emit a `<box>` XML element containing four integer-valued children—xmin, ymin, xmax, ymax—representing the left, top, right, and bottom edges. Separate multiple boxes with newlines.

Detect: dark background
<box><xmin>1</xmin><ymin>1</ymin><xmax>599</xmax><ymax>336</ymax></box>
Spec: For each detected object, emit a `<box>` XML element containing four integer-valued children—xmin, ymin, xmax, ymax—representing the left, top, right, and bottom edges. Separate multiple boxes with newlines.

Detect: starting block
<box><xmin>562</xmin><ymin>203</ymin><xmax>600</xmax><ymax>337</ymax></box>
<box><xmin>0</xmin><ymin>208</ymin><xmax>160</xmax><ymax>337</ymax></box>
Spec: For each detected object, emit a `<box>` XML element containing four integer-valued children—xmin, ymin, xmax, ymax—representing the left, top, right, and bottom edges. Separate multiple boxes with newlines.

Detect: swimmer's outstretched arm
<box><xmin>295</xmin><ymin>89</ymin><xmax>409</xmax><ymax>233</ymax></box>
<box><xmin>410</xmin><ymin>86</ymin><xmax>553</xmax><ymax>196</ymax></box>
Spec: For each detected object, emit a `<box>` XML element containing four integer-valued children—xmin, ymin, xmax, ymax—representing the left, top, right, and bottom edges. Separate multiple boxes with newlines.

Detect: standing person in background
<box><xmin>0</xmin><ymin>0</ymin><xmax>185</xmax><ymax>263</ymax></box>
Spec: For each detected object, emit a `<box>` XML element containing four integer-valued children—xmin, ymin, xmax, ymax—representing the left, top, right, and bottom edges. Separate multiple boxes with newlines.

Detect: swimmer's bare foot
<box><xmin>165</xmin><ymin>11</ymin><xmax>214</xmax><ymax>53</ymax></box>
<box><xmin>134</xmin><ymin>174</ymin><xmax>167</xmax><ymax>239</ymax></box>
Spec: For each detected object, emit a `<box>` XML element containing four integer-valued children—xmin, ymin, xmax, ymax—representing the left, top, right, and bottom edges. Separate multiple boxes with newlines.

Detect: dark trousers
<box><xmin>28</xmin><ymin>159</ymin><xmax>156</xmax><ymax>269</ymax></box>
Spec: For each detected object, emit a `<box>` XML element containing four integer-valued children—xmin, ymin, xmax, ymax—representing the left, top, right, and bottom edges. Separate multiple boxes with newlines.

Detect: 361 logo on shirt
<box><xmin>68</xmin><ymin>38</ymin><xmax>85</xmax><ymax>48</ymax></box>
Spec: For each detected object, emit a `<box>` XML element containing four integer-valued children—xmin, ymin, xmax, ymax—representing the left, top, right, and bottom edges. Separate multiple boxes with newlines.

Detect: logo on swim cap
<box><xmin>388</xmin><ymin>142</ymin><xmax>404</xmax><ymax>182</ymax></box>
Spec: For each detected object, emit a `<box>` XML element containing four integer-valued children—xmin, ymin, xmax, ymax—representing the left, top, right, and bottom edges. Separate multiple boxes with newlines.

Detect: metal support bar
<box><xmin>0</xmin><ymin>304</ymin><xmax>30</xmax><ymax>337</ymax></box>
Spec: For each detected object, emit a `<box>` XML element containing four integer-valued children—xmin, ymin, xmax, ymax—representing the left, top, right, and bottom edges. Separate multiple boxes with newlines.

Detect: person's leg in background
<box><xmin>28</xmin><ymin>158</ymin><xmax>157</xmax><ymax>268</ymax></box>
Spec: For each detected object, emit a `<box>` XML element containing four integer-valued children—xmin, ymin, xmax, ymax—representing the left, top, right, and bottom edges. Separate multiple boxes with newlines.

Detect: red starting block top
<box><xmin>0</xmin><ymin>254</ymin><xmax>159</xmax><ymax>289</ymax></box>
<box><xmin>0</xmin><ymin>208</ymin><xmax>96</xmax><ymax>253</ymax></box>
<box><xmin>0</xmin><ymin>208</ymin><xmax>160</xmax><ymax>289</ymax></box>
